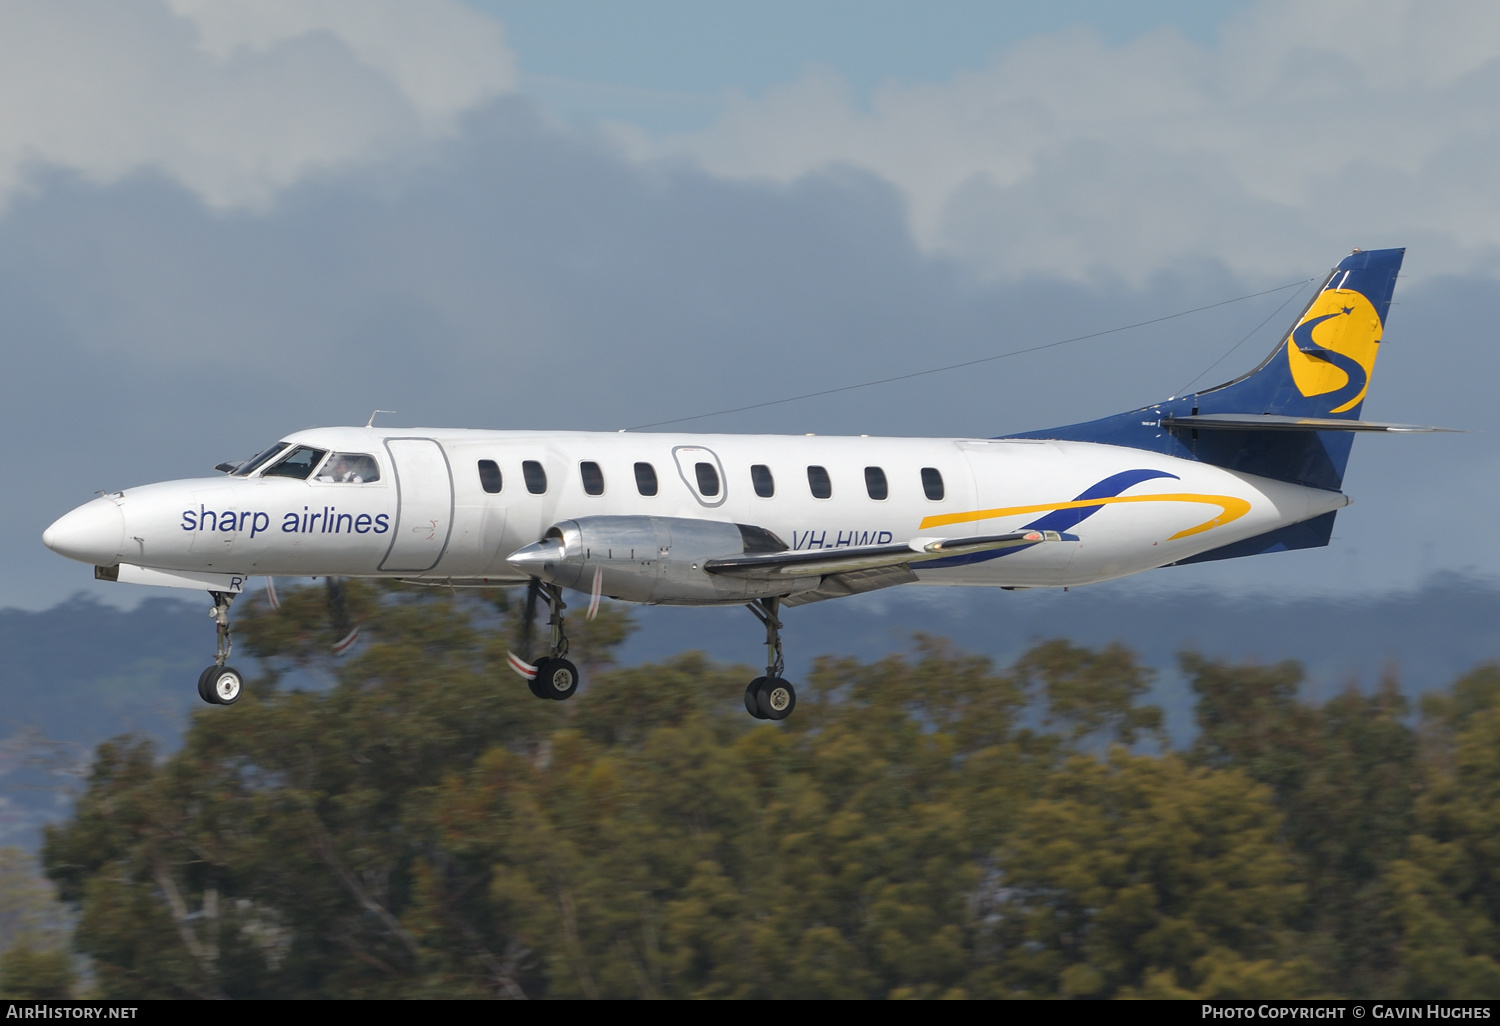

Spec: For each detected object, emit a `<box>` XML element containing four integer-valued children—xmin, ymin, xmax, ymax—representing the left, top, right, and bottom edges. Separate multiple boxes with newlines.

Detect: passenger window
<box><xmin>864</xmin><ymin>466</ymin><xmax>888</xmax><ymax>500</ymax></box>
<box><xmin>695</xmin><ymin>462</ymin><xmax>721</xmax><ymax>497</ymax></box>
<box><xmin>635</xmin><ymin>462</ymin><xmax>658</xmax><ymax>496</ymax></box>
<box><xmin>263</xmin><ymin>446</ymin><xmax>328</xmax><ymax>480</ymax></box>
<box><xmin>751</xmin><ymin>464</ymin><xmax>775</xmax><ymax>498</ymax></box>
<box><xmin>922</xmin><ymin>467</ymin><xmax>945</xmax><ymax>501</ymax></box>
<box><xmin>316</xmin><ymin>453</ymin><xmax>380</xmax><ymax>483</ymax></box>
<box><xmin>580</xmin><ymin>461</ymin><xmax>605</xmax><ymax>496</ymax></box>
<box><xmin>477</xmin><ymin>460</ymin><xmax>502</xmax><ymax>494</ymax></box>
<box><xmin>807</xmin><ymin>465</ymin><xmax>832</xmax><ymax>499</ymax></box>
<box><xmin>523</xmin><ymin>460</ymin><xmax>547</xmax><ymax>494</ymax></box>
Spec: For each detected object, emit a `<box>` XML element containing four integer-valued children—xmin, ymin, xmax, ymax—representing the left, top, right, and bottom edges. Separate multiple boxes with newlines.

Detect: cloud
<box><xmin>615</xmin><ymin>0</ymin><xmax>1500</xmax><ymax>284</ymax></box>
<box><xmin>0</xmin><ymin>0</ymin><xmax>514</xmax><ymax>211</ymax></box>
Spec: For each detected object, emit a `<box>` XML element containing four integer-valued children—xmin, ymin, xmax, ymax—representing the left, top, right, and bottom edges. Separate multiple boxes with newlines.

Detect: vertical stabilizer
<box><xmin>1195</xmin><ymin>247</ymin><xmax>1402</xmax><ymax>421</ymax></box>
<box><xmin>1009</xmin><ymin>248</ymin><xmax>1406</xmax><ymax>493</ymax></box>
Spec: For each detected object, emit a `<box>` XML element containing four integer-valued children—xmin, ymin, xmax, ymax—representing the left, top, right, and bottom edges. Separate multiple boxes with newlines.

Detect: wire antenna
<box><xmin>626</xmin><ymin>276</ymin><xmax>1320</xmax><ymax>431</ymax></box>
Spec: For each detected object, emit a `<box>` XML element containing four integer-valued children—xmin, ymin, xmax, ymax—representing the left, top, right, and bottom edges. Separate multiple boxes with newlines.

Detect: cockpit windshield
<box><xmin>315</xmin><ymin>453</ymin><xmax>381</xmax><ymax>483</ymax></box>
<box><xmin>232</xmin><ymin>442</ymin><xmax>290</xmax><ymax>477</ymax></box>
<box><xmin>261</xmin><ymin>446</ymin><xmax>329</xmax><ymax>481</ymax></box>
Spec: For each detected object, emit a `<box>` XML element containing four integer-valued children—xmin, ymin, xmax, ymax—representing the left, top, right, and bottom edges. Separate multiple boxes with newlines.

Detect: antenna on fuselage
<box><xmin>366</xmin><ymin>410</ymin><xmax>394</xmax><ymax>428</ymax></box>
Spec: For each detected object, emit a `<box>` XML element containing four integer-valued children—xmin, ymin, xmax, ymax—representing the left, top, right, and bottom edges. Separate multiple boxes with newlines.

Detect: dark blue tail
<box><xmin>1007</xmin><ymin>248</ymin><xmax>1405</xmax><ymax>493</ymax></box>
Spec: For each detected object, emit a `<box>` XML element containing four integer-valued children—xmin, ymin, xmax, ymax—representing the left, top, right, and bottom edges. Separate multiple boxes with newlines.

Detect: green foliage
<box><xmin>1184</xmin><ymin>654</ymin><xmax>1420</xmax><ymax>994</ymax></box>
<box><xmin>1390</xmin><ymin>670</ymin><xmax>1500</xmax><ymax>997</ymax></box>
<box><xmin>0</xmin><ymin>847</ymin><xmax>77</xmax><ymax>999</ymax></box>
<box><xmin>1016</xmin><ymin>639</ymin><xmax>1164</xmax><ymax>749</ymax></box>
<box><xmin>998</xmin><ymin>750</ymin><xmax>1309</xmax><ymax>998</ymax></box>
<box><xmin>35</xmin><ymin>581</ymin><xmax>1500</xmax><ymax>998</ymax></box>
<box><xmin>0</xmin><ymin>847</ymin><xmax>70</xmax><ymax>952</ymax></box>
<box><xmin>0</xmin><ymin>941</ymin><xmax>75</xmax><ymax>999</ymax></box>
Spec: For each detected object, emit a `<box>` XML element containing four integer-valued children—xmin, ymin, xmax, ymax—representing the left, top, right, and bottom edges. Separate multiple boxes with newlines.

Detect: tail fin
<box><xmin>1197</xmin><ymin>247</ymin><xmax>1401</xmax><ymax>421</ymax></box>
<box><xmin>1008</xmin><ymin>248</ymin><xmax>1406</xmax><ymax>492</ymax></box>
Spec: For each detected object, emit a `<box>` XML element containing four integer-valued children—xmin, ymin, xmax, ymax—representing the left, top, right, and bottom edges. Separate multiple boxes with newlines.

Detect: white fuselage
<box><xmin>44</xmin><ymin>426</ymin><xmax>1350</xmax><ymax>598</ymax></box>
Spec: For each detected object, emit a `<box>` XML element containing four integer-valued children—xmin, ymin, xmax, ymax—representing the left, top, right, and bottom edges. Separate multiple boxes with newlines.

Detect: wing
<box><xmin>703</xmin><ymin>529</ymin><xmax>1067</xmax><ymax>579</ymax></box>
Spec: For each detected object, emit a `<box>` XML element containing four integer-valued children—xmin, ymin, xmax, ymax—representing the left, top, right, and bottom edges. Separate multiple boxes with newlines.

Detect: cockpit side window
<box><xmin>234</xmin><ymin>442</ymin><xmax>290</xmax><ymax>477</ymax></box>
<box><xmin>316</xmin><ymin>453</ymin><xmax>381</xmax><ymax>483</ymax></box>
<box><xmin>262</xmin><ymin>446</ymin><xmax>329</xmax><ymax>480</ymax></box>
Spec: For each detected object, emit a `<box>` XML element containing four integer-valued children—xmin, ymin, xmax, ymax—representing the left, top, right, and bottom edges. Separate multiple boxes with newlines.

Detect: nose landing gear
<box><xmin>196</xmin><ymin>590</ymin><xmax>243</xmax><ymax>706</ymax></box>
<box><xmin>527</xmin><ymin>582</ymin><xmax>579</xmax><ymax>701</ymax></box>
<box><xmin>744</xmin><ymin>597</ymin><xmax>796</xmax><ymax>721</ymax></box>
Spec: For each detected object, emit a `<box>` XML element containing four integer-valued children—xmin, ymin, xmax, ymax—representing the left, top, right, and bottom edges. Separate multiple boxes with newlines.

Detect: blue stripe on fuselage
<box><xmin>913</xmin><ymin>468</ymin><xmax>1179</xmax><ymax>569</ymax></box>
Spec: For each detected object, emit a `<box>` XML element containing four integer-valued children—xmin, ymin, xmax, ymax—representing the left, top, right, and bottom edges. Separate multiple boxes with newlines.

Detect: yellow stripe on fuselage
<box><xmin>919</xmin><ymin>493</ymin><xmax>1252</xmax><ymax>541</ymax></box>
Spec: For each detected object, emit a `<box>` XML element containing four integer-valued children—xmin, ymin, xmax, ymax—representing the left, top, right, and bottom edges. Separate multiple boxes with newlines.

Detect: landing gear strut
<box><xmin>529</xmin><ymin>582</ymin><xmax>579</xmax><ymax>701</ymax></box>
<box><xmin>744</xmin><ymin>597</ymin><xmax>796</xmax><ymax>720</ymax></box>
<box><xmin>197</xmin><ymin>590</ymin><xmax>243</xmax><ymax>706</ymax></box>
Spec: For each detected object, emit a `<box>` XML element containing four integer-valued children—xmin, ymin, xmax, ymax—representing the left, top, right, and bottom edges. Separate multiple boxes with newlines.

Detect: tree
<box><xmin>1015</xmin><ymin>639</ymin><xmax>1164</xmax><ymax>750</ymax></box>
<box><xmin>44</xmin><ymin>581</ymin><xmax>630</xmax><ymax>998</ymax></box>
<box><xmin>1390</xmin><ymin>665</ymin><xmax>1500</xmax><ymax>997</ymax></box>
<box><xmin>994</xmin><ymin>750</ymin><xmax>1310</xmax><ymax>998</ymax></box>
<box><xmin>0</xmin><ymin>846</ymin><xmax>76</xmax><ymax>999</ymax></box>
<box><xmin>52</xmin><ymin>586</ymin><xmax>1468</xmax><ymax>1000</ymax></box>
<box><xmin>1184</xmin><ymin>654</ymin><xmax>1419</xmax><ymax>993</ymax></box>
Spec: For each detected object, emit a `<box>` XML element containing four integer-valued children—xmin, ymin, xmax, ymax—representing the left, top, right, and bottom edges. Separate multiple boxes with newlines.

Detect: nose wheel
<box><xmin>745</xmin><ymin>598</ymin><xmax>797</xmax><ymax>720</ymax></box>
<box><xmin>197</xmin><ymin>590</ymin><xmax>243</xmax><ymax>705</ymax></box>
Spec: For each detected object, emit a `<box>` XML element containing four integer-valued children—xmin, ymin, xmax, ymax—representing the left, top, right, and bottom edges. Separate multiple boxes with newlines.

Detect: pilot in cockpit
<box><xmin>317</xmin><ymin>453</ymin><xmax>378</xmax><ymax>484</ymax></box>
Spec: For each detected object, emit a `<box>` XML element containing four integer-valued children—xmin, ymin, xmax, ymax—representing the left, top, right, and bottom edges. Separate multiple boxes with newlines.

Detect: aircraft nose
<box><xmin>42</xmin><ymin>496</ymin><xmax>125</xmax><ymax>566</ymax></box>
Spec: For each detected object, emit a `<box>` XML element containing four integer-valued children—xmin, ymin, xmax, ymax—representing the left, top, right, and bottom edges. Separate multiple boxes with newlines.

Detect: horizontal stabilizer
<box><xmin>705</xmin><ymin>530</ymin><xmax>1068</xmax><ymax>579</ymax></box>
<box><xmin>1161</xmin><ymin>414</ymin><xmax>1456</xmax><ymax>433</ymax></box>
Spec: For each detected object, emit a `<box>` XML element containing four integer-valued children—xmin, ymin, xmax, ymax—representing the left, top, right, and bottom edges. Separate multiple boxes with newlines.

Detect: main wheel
<box><xmin>527</xmin><ymin>659</ymin><xmax>552</xmax><ymax>700</ymax></box>
<box><xmin>197</xmin><ymin>665</ymin><xmax>217</xmax><ymax>704</ymax></box>
<box><xmin>744</xmin><ymin>678</ymin><xmax>769</xmax><ymax>720</ymax></box>
<box><xmin>755</xmin><ymin>677</ymin><xmax>796</xmax><ymax>721</ymax></box>
<box><xmin>536</xmin><ymin>657</ymin><xmax>579</xmax><ymax>701</ymax></box>
<box><xmin>197</xmin><ymin>665</ymin><xmax>243</xmax><ymax>705</ymax></box>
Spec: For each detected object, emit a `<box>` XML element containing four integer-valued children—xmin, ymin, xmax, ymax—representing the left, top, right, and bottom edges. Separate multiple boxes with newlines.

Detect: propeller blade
<box><xmin>519</xmin><ymin>577</ymin><xmax>541</xmax><ymax>655</ymax></box>
<box><xmin>264</xmin><ymin>577</ymin><xmax>280</xmax><ymax>611</ymax></box>
<box><xmin>587</xmin><ymin>566</ymin><xmax>602</xmax><ymax>621</ymax></box>
<box><xmin>325</xmin><ymin>577</ymin><xmax>361</xmax><ymax>657</ymax></box>
<box><xmin>506</xmin><ymin>651</ymin><xmax>538</xmax><ymax>680</ymax></box>
<box><xmin>333</xmin><ymin>626</ymin><xmax>361</xmax><ymax>655</ymax></box>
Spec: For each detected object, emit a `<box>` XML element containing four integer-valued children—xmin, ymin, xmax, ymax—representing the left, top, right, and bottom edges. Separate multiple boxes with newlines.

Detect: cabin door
<box><xmin>378</xmin><ymin>438</ymin><xmax>455</xmax><ymax>572</ymax></box>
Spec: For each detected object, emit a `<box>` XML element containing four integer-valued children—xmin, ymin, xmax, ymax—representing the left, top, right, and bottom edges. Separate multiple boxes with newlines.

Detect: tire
<box><xmin>756</xmin><ymin>677</ymin><xmax>796</xmax><ymax>721</ymax></box>
<box><xmin>527</xmin><ymin>659</ymin><xmax>553</xmax><ymax>700</ymax></box>
<box><xmin>197</xmin><ymin>665</ymin><xmax>218</xmax><ymax>704</ymax></box>
<box><xmin>745</xmin><ymin>678</ymin><xmax>769</xmax><ymax>719</ymax></box>
<box><xmin>538</xmin><ymin>658</ymin><xmax>579</xmax><ymax>701</ymax></box>
<box><xmin>199</xmin><ymin>666</ymin><xmax>243</xmax><ymax>705</ymax></box>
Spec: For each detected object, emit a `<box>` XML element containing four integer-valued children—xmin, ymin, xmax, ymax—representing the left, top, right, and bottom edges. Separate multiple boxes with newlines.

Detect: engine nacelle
<box><xmin>505</xmin><ymin>515</ymin><xmax>817</xmax><ymax>605</ymax></box>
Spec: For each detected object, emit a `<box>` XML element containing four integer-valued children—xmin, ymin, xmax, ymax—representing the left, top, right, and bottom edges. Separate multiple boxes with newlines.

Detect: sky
<box><xmin>5</xmin><ymin>0</ymin><xmax>1500</xmax><ymax>612</ymax></box>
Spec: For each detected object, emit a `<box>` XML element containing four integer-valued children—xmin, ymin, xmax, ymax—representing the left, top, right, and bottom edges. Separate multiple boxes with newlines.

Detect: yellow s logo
<box><xmin>1286</xmin><ymin>288</ymin><xmax>1383</xmax><ymax>414</ymax></box>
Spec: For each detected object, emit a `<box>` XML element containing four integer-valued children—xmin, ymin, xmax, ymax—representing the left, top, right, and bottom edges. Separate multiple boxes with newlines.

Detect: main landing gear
<box><xmin>744</xmin><ymin>597</ymin><xmax>796</xmax><ymax>721</ymax></box>
<box><xmin>527</xmin><ymin>582</ymin><xmax>579</xmax><ymax>702</ymax></box>
<box><xmin>197</xmin><ymin>590</ymin><xmax>243</xmax><ymax>706</ymax></box>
